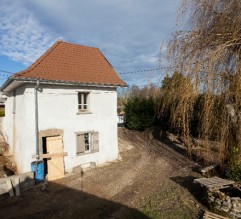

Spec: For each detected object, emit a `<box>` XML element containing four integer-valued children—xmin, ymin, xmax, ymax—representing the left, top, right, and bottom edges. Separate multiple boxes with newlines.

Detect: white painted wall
<box><xmin>4</xmin><ymin>83</ymin><xmax>119</xmax><ymax>173</ymax></box>
<box><xmin>4</xmin><ymin>85</ymin><xmax>37</xmax><ymax>172</ymax></box>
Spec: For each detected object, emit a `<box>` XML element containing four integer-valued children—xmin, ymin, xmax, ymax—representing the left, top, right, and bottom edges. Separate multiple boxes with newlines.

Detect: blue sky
<box><xmin>0</xmin><ymin>0</ymin><xmax>179</xmax><ymax>87</ymax></box>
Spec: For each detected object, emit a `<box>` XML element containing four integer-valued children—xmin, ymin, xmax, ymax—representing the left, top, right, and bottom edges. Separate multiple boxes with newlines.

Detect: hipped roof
<box><xmin>6</xmin><ymin>40</ymin><xmax>126</xmax><ymax>88</ymax></box>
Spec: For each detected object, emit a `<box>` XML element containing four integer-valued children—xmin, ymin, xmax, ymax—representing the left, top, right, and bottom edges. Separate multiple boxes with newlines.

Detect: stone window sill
<box><xmin>76</xmin><ymin>111</ymin><xmax>92</xmax><ymax>115</ymax></box>
<box><xmin>76</xmin><ymin>150</ymin><xmax>98</xmax><ymax>156</ymax></box>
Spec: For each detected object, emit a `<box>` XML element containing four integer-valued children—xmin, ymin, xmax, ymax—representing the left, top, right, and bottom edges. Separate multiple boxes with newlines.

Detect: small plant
<box><xmin>226</xmin><ymin>165</ymin><xmax>241</xmax><ymax>182</ymax></box>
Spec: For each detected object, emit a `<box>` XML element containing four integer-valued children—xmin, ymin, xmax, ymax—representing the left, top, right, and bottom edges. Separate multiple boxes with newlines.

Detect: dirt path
<box><xmin>0</xmin><ymin>128</ymin><xmax>205</xmax><ymax>219</ymax></box>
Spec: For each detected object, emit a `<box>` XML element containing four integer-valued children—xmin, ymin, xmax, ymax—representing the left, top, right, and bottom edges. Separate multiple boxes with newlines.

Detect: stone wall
<box><xmin>208</xmin><ymin>189</ymin><xmax>241</xmax><ymax>218</ymax></box>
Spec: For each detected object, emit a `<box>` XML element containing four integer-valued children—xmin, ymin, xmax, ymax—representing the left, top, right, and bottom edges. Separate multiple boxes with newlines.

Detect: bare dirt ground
<box><xmin>0</xmin><ymin>128</ymin><xmax>206</xmax><ymax>219</ymax></box>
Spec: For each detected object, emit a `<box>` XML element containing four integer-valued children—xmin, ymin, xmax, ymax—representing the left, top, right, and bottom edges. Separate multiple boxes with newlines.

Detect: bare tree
<box><xmin>161</xmin><ymin>0</ymin><xmax>241</xmax><ymax>167</ymax></box>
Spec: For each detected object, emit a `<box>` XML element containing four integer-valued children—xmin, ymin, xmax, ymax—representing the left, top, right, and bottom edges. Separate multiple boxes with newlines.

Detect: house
<box><xmin>1</xmin><ymin>40</ymin><xmax>126</xmax><ymax>180</ymax></box>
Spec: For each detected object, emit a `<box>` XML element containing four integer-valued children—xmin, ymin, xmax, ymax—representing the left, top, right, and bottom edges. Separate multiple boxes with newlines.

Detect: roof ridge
<box><xmin>13</xmin><ymin>40</ymin><xmax>62</xmax><ymax>78</ymax></box>
<box><xmin>61</xmin><ymin>40</ymin><xmax>98</xmax><ymax>50</ymax></box>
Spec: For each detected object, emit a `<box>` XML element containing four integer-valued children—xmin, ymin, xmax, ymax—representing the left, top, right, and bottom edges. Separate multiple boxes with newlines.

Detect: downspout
<box><xmin>13</xmin><ymin>90</ymin><xmax>16</xmax><ymax>157</ymax></box>
<box><xmin>35</xmin><ymin>81</ymin><xmax>40</xmax><ymax>160</ymax></box>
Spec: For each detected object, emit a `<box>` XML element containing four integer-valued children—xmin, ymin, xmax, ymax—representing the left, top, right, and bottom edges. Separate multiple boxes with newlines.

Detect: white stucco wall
<box><xmin>4</xmin><ymin>92</ymin><xmax>13</xmax><ymax>151</ymax></box>
<box><xmin>4</xmin><ymin>85</ymin><xmax>37</xmax><ymax>172</ymax></box>
<box><xmin>4</xmin><ymin>83</ymin><xmax>119</xmax><ymax>173</ymax></box>
<box><xmin>0</xmin><ymin>117</ymin><xmax>5</xmax><ymax>137</ymax></box>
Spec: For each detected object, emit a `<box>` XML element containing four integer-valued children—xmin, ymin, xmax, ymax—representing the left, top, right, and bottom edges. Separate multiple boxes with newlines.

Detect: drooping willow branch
<box><xmin>159</xmin><ymin>0</ymin><xmax>241</xmax><ymax>167</ymax></box>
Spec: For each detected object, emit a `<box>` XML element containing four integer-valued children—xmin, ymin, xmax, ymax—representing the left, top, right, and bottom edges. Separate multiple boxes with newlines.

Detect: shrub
<box><xmin>226</xmin><ymin>165</ymin><xmax>241</xmax><ymax>182</ymax></box>
<box><xmin>125</xmin><ymin>97</ymin><xmax>155</xmax><ymax>131</ymax></box>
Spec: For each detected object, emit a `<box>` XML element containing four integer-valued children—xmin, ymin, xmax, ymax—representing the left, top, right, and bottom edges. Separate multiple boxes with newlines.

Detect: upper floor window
<box><xmin>78</xmin><ymin>92</ymin><xmax>89</xmax><ymax>111</ymax></box>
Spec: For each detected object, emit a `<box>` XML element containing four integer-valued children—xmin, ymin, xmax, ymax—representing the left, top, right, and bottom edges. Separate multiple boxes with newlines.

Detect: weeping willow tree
<box><xmin>159</xmin><ymin>0</ymin><xmax>241</xmax><ymax>169</ymax></box>
<box><xmin>157</xmin><ymin>72</ymin><xmax>195</xmax><ymax>141</ymax></box>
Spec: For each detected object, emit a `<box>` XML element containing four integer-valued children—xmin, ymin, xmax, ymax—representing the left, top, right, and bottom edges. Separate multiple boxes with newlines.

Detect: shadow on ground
<box><xmin>0</xmin><ymin>181</ymin><xmax>150</xmax><ymax>219</ymax></box>
<box><xmin>170</xmin><ymin>175</ymin><xmax>208</xmax><ymax>207</ymax></box>
<box><xmin>152</xmin><ymin>126</ymin><xmax>207</xmax><ymax>165</ymax></box>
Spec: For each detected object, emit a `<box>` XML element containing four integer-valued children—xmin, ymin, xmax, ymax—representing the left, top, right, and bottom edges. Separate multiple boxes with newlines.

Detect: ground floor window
<box><xmin>76</xmin><ymin>131</ymin><xmax>99</xmax><ymax>155</ymax></box>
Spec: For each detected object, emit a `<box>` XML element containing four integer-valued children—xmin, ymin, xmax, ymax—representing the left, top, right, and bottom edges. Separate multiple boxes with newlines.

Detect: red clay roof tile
<box><xmin>13</xmin><ymin>40</ymin><xmax>126</xmax><ymax>86</ymax></box>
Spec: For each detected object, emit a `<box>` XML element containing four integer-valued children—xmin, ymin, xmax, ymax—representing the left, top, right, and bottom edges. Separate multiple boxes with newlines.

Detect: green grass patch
<box><xmin>0</xmin><ymin>108</ymin><xmax>5</xmax><ymax>117</ymax></box>
<box><xmin>139</xmin><ymin>184</ymin><xmax>195</xmax><ymax>219</ymax></box>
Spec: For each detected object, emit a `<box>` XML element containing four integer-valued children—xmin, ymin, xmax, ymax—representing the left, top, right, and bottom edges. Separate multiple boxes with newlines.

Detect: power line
<box><xmin>0</xmin><ymin>67</ymin><xmax>164</xmax><ymax>76</ymax></box>
<box><xmin>0</xmin><ymin>69</ymin><xmax>13</xmax><ymax>75</ymax></box>
<box><xmin>0</xmin><ymin>73</ymin><xmax>12</xmax><ymax>77</ymax></box>
<box><xmin>118</xmin><ymin>66</ymin><xmax>176</xmax><ymax>75</ymax></box>
<box><xmin>0</xmin><ymin>66</ymin><xmax>170</xmax><ymax>81</ymax></box>
<box><xmin>0</xmin><ymin>74</ymin><xmax>12</xmax><ymax>78</ymax></box>
<box><xmin>119</xmin><ymin>67</ymin><xmax>160</xmax><ymax>75</ymax></box>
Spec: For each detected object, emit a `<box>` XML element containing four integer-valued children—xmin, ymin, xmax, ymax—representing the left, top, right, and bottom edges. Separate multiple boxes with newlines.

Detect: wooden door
<box><xmin>46</xmin><ymin>136</ymin><xmax>65</xmax><ymax>181</ymax></box>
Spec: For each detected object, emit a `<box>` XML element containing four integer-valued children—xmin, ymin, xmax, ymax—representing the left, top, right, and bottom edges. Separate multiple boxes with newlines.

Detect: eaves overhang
<box><xmin>1</xmin><ymin>77</ymin><xmax>128</xmax><ymax>94</ymax></box>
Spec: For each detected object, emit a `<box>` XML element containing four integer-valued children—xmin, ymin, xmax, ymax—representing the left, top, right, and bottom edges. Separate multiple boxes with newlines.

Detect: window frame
<box><xmin>76</xmin><ymin>131</ymin><xmax>99</xmax><ymax>155</ymax></box>
<box><xmin>83</xmin><ymin>132</ymin><xmax>92</xmax><ymax>152</ymax></box>
<box><xmin>77</xmin><ymin>92</ymin><xmax>90</xmax><ymax>112</ymax></box>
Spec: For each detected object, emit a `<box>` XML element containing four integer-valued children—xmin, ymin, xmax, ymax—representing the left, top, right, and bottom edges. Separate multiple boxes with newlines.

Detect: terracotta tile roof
<box><xmin>13</xmin><ymin>40</ymin><xmax>126</xmax><ymax>87</ymax></box>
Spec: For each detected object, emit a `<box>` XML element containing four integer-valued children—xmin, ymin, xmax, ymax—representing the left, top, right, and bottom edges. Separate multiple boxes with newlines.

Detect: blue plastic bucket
<box><xmin>31</xmin><ymin>161</ymin><xmax>44</xmax><ymax>182</ymax></box>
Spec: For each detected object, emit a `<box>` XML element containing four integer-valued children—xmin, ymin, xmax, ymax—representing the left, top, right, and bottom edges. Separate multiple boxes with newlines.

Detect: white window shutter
<box><xmin>92</xmin><ymin>132</ymin><xmax>99</xmax><ymax>152</ymax></box>
<box><xmin>76</xmin><ymin>134</ymin><xmax>85</xmax><ymax>153</ymax></box>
